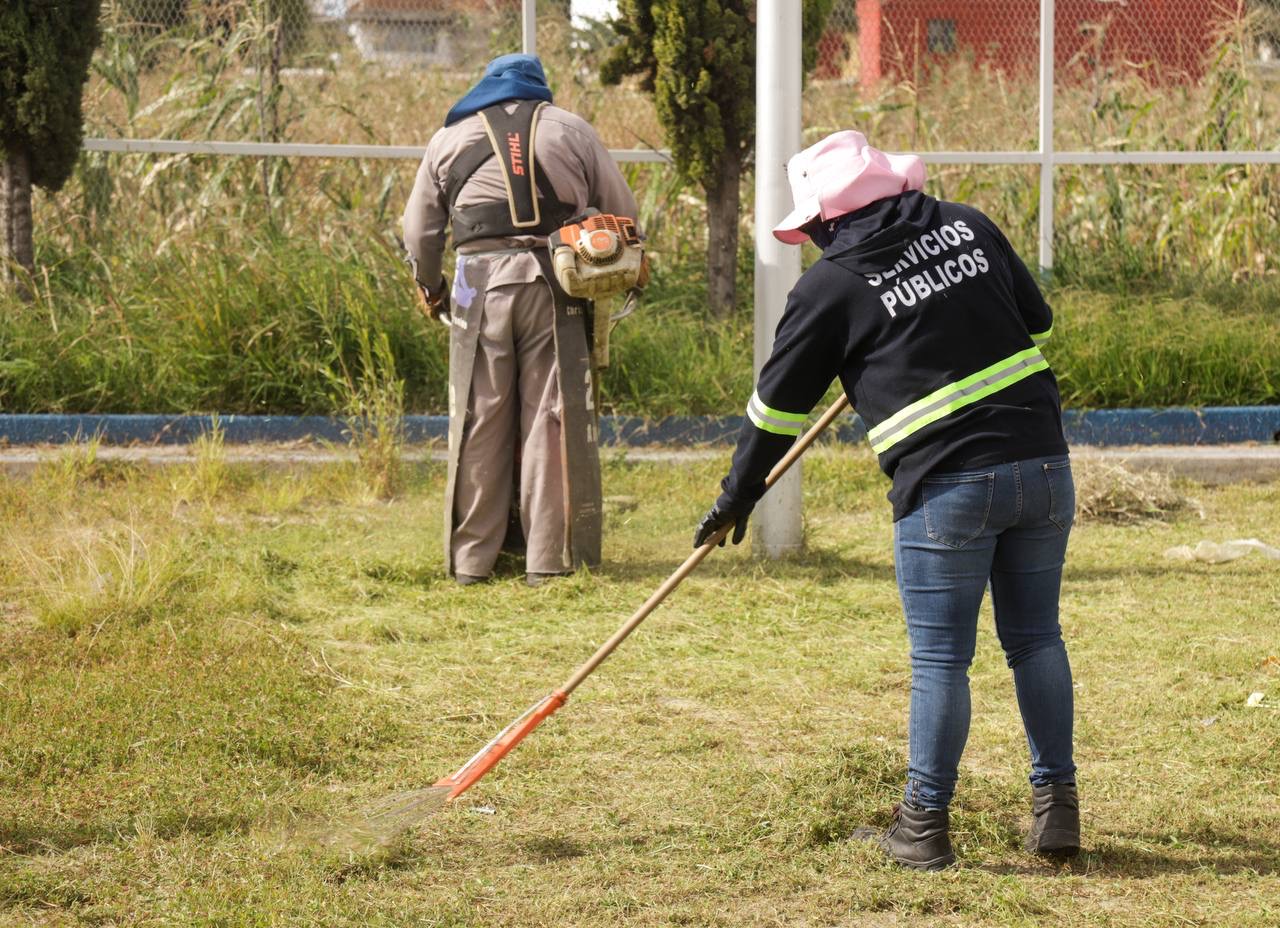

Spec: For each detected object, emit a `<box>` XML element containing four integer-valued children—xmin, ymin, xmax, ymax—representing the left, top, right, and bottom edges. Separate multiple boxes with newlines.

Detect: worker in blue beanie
<box><xmin>404</xmin><ymin>55</ymin><xmax>641</xmax><ymax>587</ymax></box>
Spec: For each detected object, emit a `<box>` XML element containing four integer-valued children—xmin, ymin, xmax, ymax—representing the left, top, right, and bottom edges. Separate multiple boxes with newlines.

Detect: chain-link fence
<box><xmin>51</xmin><ymin>1</ymin><xmax>1280</xmax><ymax>280</ymax></box>
<box><xmin>86</xmin><ymin>1</ymin><xmax>1280</xmax><ymax>155</ymax></box>
<box><xmin>88</xmin><ymin>0</ymin><xmax>662</xmax><ymax>148</ymax></box>
<box><xmin>809</xmin><ymin>0</ymin><xmax>1039</xmax><ymax>152</ymax></box>
<box><xmin>801</xmin><ymin>1</ymin><xmax>1280</xmax><ymax>273</ymax></box>
<box><xmin>808</xmin><ymin>0</ymin><xmax>1280</xmax><ymax>151</ymax></box>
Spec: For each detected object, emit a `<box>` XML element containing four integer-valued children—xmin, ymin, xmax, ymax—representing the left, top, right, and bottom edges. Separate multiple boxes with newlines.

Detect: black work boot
<box><xmin>853</xmin><ymin>802</ymin><xmax>956</xmax><ymax>871</ymax></box>
<box><xmin>1026</xmin><ymin>783</ymin><xmax>1080</xmax><ymax>857</ymax></box>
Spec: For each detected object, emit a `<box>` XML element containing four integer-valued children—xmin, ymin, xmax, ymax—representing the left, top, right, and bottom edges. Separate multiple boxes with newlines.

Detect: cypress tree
<box><xmin>1</xmin><ymin>0</ymin><xmax>103</xmax><ymax>293</ymax></box>
<box><xmin>602</xmin><ymin>0</ymin><xmax>832</xmax><ymax>319</ymax></box>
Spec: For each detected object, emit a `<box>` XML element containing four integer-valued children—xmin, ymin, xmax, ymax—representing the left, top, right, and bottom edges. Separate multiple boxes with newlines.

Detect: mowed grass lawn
<box><xmin>1</xmin><ymin>447</ymin><xmax>1277</xmax><ymax>926</ymax></box>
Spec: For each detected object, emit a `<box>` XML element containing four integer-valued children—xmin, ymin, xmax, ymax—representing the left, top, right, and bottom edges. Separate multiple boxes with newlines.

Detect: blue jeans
<box><xmin>893</xmin><ymin>456</ymin><xmax>1077</xmax><ymax>810</ymax></box>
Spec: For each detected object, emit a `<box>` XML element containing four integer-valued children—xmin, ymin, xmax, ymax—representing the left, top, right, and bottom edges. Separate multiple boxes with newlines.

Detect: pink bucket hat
<box><xmin>773</xmin><ymin>130</ymin><xmax>926</xmax><ymax>244</ymax></box>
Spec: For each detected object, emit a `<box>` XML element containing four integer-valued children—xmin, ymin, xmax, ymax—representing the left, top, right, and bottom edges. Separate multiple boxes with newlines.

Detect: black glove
<box><xmin>693</xmin><ymin>495</ymin><xmax>755</xmax><ymax>548</ymax></box>
<box><xmin>417</xmin><ymin>277</ymin><xmax>451</xmax><ymax>325</ymax></box>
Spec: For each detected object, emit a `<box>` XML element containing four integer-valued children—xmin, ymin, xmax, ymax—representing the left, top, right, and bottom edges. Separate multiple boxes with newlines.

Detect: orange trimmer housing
<box><xmin>551</xmin><ymin>213</ymin><xmax>641</xmax><ymax>258</ymax></box>
<box><xmin>549</xmin><ymin>212</ymin><xmax>645</xmax><ymax>300</ymax></box>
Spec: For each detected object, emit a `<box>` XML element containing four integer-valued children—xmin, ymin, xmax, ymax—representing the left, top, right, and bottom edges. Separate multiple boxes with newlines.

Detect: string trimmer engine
<box><xmin>549</xmin><ymin>211</ymin><xmax>645</xmax><ymax>300</ymax></box>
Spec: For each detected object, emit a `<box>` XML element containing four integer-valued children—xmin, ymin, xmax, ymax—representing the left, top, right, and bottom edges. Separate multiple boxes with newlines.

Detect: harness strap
<box><xmin>444</xmin><ymin>142</ymin><xmax>495</xmax><ymax>216</ymax></box>
<box><xmin>479</xmin><ymin>100</ymin><xmax>543</xmax><ymax>227</ymax></box>
<box><xmin>443</xmin><ymin>100</ymin><xmax>575</xmax><ymax>247</ymax></box>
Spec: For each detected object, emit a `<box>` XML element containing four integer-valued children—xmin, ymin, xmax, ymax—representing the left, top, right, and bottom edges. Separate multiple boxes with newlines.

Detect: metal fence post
<box><xmin>752</xmin><ymin>0</ymin><xmax>804</xmax><ymax>559</ymax></box>
<box><xmin>523</xmin><ymin>0</ymin><xmax>536</xmax><ymax>57</ymax></box>
<box><xmin>1039</xmin><ymin>0</ymin><xmax>1055</xmax><ymax>272</ymax></box>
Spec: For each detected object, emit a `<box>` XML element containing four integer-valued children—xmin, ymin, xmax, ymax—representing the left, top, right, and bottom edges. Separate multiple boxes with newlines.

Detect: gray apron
<box><xmin>443</xmin><ymin>248</ymin><xmax>602</xmax><ymax>574</ymax></box>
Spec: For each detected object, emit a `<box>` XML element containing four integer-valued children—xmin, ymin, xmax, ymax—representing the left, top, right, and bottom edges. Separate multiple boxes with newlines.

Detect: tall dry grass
<box><xmin>172</xmin><ymin>415</ymin><xmax>229</xmax><ymax>504</ymax></box>
<box><xmin>332</xmin><ymin>322</ymin><xmax>406</xmax><ymax>501</ymax></box>
<box><xmin>21</xmin><ymin>521</ymin><xmax>200</xmax><ymax>636</ymax></box>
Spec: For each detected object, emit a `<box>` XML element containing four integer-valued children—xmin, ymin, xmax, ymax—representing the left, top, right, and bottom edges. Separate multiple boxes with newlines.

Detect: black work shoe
<box><xmin>852</xmin><ymin>802</ymin><xmax>956</xmax><ymax>871</ymax></box>
<box><xmin>455</xmin><ymin>573</ymin><xmax>489</xmax><ymax>587</ymax></box>
<box><xmin>1026</xmin><ymin>783</ymin><xmax>1080</xmax><ymax>857</ymax></box>
<box><xmin>526</xmin><ymin>571</ymin><xmax>571</xmax><ymax>588</ymax></box>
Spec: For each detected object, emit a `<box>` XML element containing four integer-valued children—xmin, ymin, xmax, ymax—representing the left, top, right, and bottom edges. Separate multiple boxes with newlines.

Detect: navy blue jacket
<box><xmin>722</xmin><ymin>190</ymin><xmax>1067</xmax><ymax>520</ymax></box>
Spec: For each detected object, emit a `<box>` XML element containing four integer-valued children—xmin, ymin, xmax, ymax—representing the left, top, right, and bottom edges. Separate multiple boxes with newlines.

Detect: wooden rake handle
<box><xmin>559</xmin><ymin>392</ymin><xmax>851</xmax><ymax>695</ymax></box>
<box><xmin>433</xmin><ymin>393</ymin><xmax>852</xmax><ymax>799</ymax></box>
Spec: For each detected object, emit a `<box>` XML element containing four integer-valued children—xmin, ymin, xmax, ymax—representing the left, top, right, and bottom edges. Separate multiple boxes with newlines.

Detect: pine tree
<box><xmin>602</xmin><ymin>0</ymin><xmax>832</xmax><ymax>319</ymax></box>
<box><xmin>1</xmin><ymin>0</ymin><xmax>103</xmax><ymax>295</ymax></box>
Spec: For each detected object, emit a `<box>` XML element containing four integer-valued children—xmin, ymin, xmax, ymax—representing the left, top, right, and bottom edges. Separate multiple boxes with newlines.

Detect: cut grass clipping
<box><xmin>1072</xmin><ymin>455</ymin><xmax>1202</xmax><ymax>524</ymax></box>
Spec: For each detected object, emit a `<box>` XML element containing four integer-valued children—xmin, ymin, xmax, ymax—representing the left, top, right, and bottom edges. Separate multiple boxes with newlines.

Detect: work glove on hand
<box><xmin>417</xmin><ymin>277</ymin><xmax>451</xmax><ymax>325</ymax></box>
<box><xmin>693</xmin><ymin>494</ymin><xmax>756</xmax><ymax>548</ymax></box>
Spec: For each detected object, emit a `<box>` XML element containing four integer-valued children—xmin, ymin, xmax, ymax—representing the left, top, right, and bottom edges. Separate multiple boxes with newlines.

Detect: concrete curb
<box><xmin>1075</xmin><ymin>445</ymin><xmax>1280</xmax><ymax>485</ymax></box>
<box><xmin>1</xmin><ymin>407</ymin><xmax>1278</xmax><ymax>447</ymax></box>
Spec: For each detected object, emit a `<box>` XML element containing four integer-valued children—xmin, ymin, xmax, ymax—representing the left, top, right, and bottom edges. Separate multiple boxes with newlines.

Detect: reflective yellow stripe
<box><xmin>752</xmin><ymin>391</ymin><xmax>806</xmax><ymax>422</ymax></box>
<box><xmin>746</xmin><ymin>391</ymin><xmax>805</xmax><ymax>436</ymax></box>
<box><xmin>1031</xmin><ymin>325</ymin><xmax>1052</xmax><ymax>346</ymax></box>
<box><xmin>868</xmin><ymin>347</ymin><xmax>1050</xmax><ymax>454</ymax></box>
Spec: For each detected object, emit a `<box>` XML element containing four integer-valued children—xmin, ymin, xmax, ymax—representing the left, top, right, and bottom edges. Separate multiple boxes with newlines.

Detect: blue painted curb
<box><xmin>0</xmin><ymin>414</ymin><xmax>447</xmax><ymax>445</ymax></box>
<box><xmin>0</xmin><ymin>408</ymin><xmax>1276</xmax><ymax>447</ymax></box>
<box><xmin>1061</xmin><ymin>407</ymin><xmax>1280</xmax><ymax>445</ymax></box>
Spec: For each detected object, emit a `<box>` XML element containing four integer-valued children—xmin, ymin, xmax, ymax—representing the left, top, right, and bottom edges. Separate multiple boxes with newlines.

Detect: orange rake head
<box><xmin>433</xmin><ymin>689</ymin><xmax>568</xmax><ymax>800</ymax></box>
<box><xmin>298</xmin><ymin>689</ymin><xmax>571</xmax><ymax>853</ymax></box>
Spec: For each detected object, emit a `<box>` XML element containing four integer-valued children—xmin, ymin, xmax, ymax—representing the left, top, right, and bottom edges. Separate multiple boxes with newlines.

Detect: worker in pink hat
<box><xmin>694</xmin><ymin>131</ymin><xmax>1078</xmax><ymax>870</ymax></box>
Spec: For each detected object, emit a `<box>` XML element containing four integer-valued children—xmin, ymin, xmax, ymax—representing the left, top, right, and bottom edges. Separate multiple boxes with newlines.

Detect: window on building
<box><xmin>927</xmin><ymin>19</ymin><xmax>957</xmax><ymax>55</ymax></box>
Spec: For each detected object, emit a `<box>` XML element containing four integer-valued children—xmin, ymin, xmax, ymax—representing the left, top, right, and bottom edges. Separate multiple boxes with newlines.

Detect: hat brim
<box><xmin>772</xmin><ymin>200</ymin><xmax>819</xmax><ymax>244</ymax></box>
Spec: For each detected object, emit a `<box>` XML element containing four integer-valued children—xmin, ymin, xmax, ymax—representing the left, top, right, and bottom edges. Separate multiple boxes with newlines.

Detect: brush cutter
<box><xmin>352</xmin><ymin>393</ymin><xmax>852</xmax><ymax>837</ymax></box>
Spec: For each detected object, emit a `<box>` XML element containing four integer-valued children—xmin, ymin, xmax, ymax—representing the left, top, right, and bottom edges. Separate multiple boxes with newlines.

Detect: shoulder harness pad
<box><xmin>444</xmin><ymin>100</ymin><xmax>574</xmax><ymax>246</ymax></box>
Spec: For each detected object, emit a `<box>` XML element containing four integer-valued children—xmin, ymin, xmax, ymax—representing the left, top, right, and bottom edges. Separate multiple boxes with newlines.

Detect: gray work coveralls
<box><xmin>402</xmin><ymin>103</ymin><xmax>639</xmax><ymax>578</ymax></box>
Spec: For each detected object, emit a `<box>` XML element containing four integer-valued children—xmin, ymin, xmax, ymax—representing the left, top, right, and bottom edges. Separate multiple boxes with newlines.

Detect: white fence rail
<box><xmin>81</xmin><ymin>138</ymin><xmax>673</xmax><ymax>162</ymax></box>
<box><xmin>82</xmin><ymin>138</ymin><xmax>1280</xmax><ymax>167</ymax></box>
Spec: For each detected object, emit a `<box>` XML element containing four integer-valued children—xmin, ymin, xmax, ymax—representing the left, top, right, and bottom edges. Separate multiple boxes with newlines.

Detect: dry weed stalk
<box><xmin>339</xmin><ymin>326</ymin><xmax>405</xmax><ymax>501</ymax></box>
<box><xmin>172</xmin><ymin>414</ymin><xmax>228</xmax><ymax>504</ymax></box>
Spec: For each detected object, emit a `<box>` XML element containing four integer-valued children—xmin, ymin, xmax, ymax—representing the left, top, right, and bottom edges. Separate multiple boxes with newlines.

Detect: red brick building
<box><xmin>855</xmin><ymin>0</ymin><xmax>1227</xmax><ymax>86</ymax></box>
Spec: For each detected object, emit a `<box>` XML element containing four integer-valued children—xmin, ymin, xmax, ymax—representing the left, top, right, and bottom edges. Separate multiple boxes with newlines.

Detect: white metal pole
<box><xmin>1038</xmin><ymin>0</ymin><xmax>1055</xmax><ymax>272</ymax></box>
<box><xmin>522</xmin><ymin>0</ymin><xmax>536</xmax><ymax>56</ymax></box>
<box><xmin>752</xmin><ymin>0</ymin><xmax>804</xmax><ymax>559</ymax></box>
